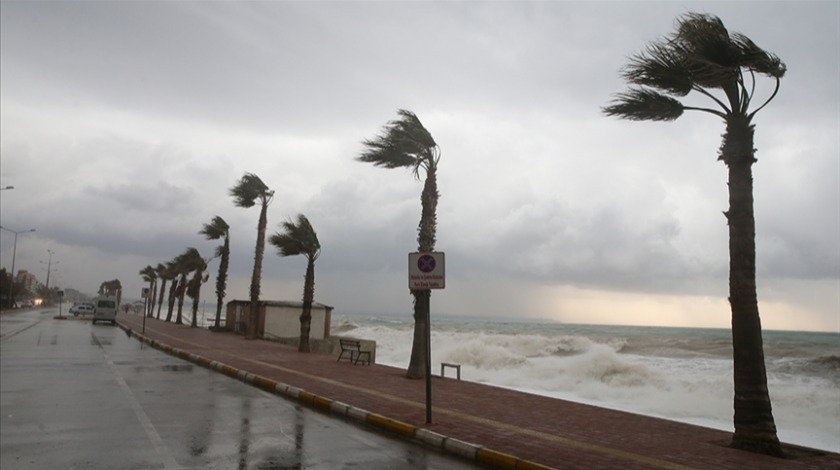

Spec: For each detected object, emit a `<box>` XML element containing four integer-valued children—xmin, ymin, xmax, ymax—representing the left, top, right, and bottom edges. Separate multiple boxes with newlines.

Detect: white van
<box><xmin>92</xmin><ymin>297</ymin><xmax>118</xmax><ymax>325</ymax></box>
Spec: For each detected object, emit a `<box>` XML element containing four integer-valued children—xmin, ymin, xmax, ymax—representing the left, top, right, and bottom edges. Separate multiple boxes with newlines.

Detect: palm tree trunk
<box><xmin>407</xmin><ymin>164</ymin><xmax>439</xmax><ymax>379</ymax></box>
<box><xmin>407</xmin><ymin>290</ymin><xmax>429</xmax><ymax>378</ymax></box>
<box><xmin>190</xmin><ymin>272</ymin><xmax>201</xmax><ymax>328</ymax></box>
<box><xmin>148</xmin><ymin>281</ymin><xmax>157</xmax><ymax>317</ymax></box>
<box><xmin>176</xmin><ymin>274</ymin><xmax>187</xmax><ymax>325</ymax></box>
<box><xmin>247</xmin><ymin>201</ymin><xmax>269</xmax><ymax>339</ymax></box>
<box><xmin>721</xmin><ymin>116</ymin><xmax>783</xmax><ymax>456</ymax></box>
<box><xmin>165</xmin><ymin>280</ymin><xmax>177</xmax><ymax>322</ymax></box>
<box><xmin>157</xmin><ymin>279</ymin><xmax>167</xmax><ymax>319</ymax></box>
<box><xmin>299</xmin><ymin>257</ymin><xmax>316</xmax><ymax>353</ymax></box>
<box><xmin>215</xmin><ymin>239</ymin><xmax>229</xmax><ymax>329</ymax></box>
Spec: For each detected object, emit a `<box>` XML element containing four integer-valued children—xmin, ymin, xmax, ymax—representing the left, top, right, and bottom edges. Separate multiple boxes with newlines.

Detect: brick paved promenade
<box><xmin>116</xmin><ymin>314</ymin><xmax>839</xmax><ymax>470</ymax></box>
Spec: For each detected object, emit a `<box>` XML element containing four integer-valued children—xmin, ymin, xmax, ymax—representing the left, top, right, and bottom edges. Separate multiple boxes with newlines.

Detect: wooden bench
<box><xmin>337</xmin><ymin>339</ymin><xmax>371</xmax><ymax>365</ymax></box>
<box><xmin>441</xmin><ymin>362</ymin><xmax>461</xmax><ymax>380</ymax></box>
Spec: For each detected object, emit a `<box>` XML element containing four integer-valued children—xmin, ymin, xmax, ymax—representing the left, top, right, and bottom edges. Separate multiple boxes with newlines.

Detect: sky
<box><xmin>1</xmin><ymin>1</ymin><xmax>838</xmax><ymax>332</ymax></box>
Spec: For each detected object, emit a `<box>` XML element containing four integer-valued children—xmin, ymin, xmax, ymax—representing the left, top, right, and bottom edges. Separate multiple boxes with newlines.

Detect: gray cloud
<box><xmin>1</xmin><ymin>1</ymin><xmax>837</xmax><ymax>330</ymax></box>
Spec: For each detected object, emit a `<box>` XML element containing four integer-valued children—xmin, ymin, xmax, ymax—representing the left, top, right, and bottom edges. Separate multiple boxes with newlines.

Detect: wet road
<box><xmin>1</xmin><ymin>309</ymin><xmax>481</xmax><ymax>469</ymax></box>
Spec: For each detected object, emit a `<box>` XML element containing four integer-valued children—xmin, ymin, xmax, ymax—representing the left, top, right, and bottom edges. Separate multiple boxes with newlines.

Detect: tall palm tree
<box><xmin>154</xmin><ymin>263</ymin><xmax>169</xmax><ymax>319</ymax></box>
<box><xmin>230</xmin><ymin>173</ymin><xmax>275</xmax><ymax>339</ymax></box>
<box><xmin>200</xmin><ymin>216</ymin><xmax>231</xmax><ymax>330</ymax></box>
<box><xmin>358</xmin><ymin>109</ymin><xmax>441</xmax><ymax>379</ymax></box>
<box><xmin>139</xmin><ymin>265</ymin><xmax>156</xmax><ymax>317</ymax></box>
<box><xmin>603</xmin><ymin>13</ymin><xmax>786</xmax><ymax>456</ymax></box>
<box><xmin>269</xmin><ymin>214</ymin><xmax>321</xmax><ymax>353</ymax></box>
<box><xmin>165</xmin><ymin>260</ymin><xmax>179</xmax><ymax>323</ymax></box>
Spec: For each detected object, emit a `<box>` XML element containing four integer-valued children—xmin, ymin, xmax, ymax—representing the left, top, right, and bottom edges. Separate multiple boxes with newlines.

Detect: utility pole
<box><xmin>41</xmin><ymin>250</ymin><xmax>59</xmax><ymax>304</ymax></box>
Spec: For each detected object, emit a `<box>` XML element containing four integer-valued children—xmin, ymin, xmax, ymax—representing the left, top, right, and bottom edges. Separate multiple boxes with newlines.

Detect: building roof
<box><xmin>227</xmin><ymin>299</ymin><xmax>334</xmax><ymax>310</ymax></box>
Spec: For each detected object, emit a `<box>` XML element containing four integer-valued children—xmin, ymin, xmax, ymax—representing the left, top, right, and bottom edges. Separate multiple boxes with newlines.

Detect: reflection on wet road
<box><xmin>1</xmin><ymin>310</ymin><xmax>481</xmax><ymax>469</ymax></box>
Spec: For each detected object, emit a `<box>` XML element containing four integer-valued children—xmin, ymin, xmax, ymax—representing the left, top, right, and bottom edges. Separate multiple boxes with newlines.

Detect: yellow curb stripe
<box><xmin>477</xmin><ymin>448</ymin><xmax>519</xmax><ymax>469</ymax></box>
<box><xmin>366</xmin><ymin>413</ymin><xmax>416</xmax><ymax>438</ymax></box>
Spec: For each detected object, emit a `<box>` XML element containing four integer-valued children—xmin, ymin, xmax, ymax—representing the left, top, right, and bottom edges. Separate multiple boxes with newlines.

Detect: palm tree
<box><xmin>171</xmin><ymin>248</ymin><xmax>206</xmax><ymax>326</ymax></box>
<box><xmin>358</xmin><ymin>109</ymin><xmax>441</xmax><ymax>379</ymax></box>
<box><xmin>230</xmin><ymin>173</ymin><xmax>275</xmax><ymax>339</ymax></box>
<box><xmin>602</xmin><ymin>13</ymin><xmax>786</xmax><ymax>456</ymax></box>
<box><xmin>165</xmin><ymin>260</ymin><xmax>179</xmax><ymax>323</ymax></box>
<box><xmin>139</xmin><ymin>265</ymin><xmax>156</xmax><ymax>317</ymax></box>
<box><xmin>186</xmin><ymin>254</ymin><xmax>210</xmax><ymax>328</ymax></box>
<box><xmin>269</xmin><ymin>214</ymin><xmax>321</xmax><ymax>353</ymax></box>
<box><xmin>154</xmin><ymin>263</ymin><xmax>169</xmax><ymax>319</ymax></box>
<box><xmin>200</xmin><ymin>216</ymin><xmax>231</xmax><ymax>330</ymax></box>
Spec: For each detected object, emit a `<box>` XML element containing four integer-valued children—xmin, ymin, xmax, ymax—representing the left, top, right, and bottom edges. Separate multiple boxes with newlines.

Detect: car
<box><xmin>70</xmin><ymin>303</ymin><xmax>94</xmax><ymax>316</ymax></box>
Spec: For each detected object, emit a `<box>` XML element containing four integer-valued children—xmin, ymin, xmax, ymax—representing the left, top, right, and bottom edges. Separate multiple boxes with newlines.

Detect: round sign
<box><xmin>417</xmin><ymin>254</ymin><xmax>436</xmax><ymax>273</ymax></box>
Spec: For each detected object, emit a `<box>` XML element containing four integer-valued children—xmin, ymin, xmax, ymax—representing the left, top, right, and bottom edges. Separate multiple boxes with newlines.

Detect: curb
<box><xmin>117</xmin><ymin>321</ymin><xmax>555</xmax><ymax>470</ymax></box>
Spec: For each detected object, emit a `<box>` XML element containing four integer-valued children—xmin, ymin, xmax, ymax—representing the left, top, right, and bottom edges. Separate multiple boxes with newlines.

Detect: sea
<box><xmin>330</xmin><ymin>313</ymin><xmax>840</xmax><ymax>453</ymax></box>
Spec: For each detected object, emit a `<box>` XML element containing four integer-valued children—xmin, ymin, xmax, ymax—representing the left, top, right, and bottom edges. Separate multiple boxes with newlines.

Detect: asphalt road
<box><xmin>0</xmin><ymin>308</ymin><xmax>482</xmax><ymax>469</ymax></box>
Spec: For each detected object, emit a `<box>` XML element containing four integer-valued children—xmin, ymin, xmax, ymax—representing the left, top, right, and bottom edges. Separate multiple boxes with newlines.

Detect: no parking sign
<box><xmin>408</xmin><ymin>252</ymin><xmax>445</xmax><ymax>290</ymax></box>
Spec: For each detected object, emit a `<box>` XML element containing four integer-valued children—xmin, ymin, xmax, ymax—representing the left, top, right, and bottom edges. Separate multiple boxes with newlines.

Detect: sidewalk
<box><xmin>116</xmin><ymin>314</ymin><xmax>839</xmax><ymax>470</ymax></box>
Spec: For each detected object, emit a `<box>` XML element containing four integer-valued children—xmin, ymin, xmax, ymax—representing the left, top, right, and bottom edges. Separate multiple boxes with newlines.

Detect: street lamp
<box><xmin>0</xmin><ymin>225</ymin><xmax>36</xmax><ymax>307</ymax></box>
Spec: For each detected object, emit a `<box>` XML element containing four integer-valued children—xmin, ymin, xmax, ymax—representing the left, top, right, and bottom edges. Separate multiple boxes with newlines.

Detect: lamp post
<box><xmin>41</xmin><ymin>250</ymin><xmax>59</xmax><ymax>305</ymax></box>
<box><xmin>0</xmin><ymin>225</ymin><xmax>36</xmax><ymax>308</ymax></box>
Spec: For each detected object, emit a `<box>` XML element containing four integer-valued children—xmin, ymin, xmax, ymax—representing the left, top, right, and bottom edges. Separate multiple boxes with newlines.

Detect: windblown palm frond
<box><xmin>358</xmin><ymin>109</ymin><xmax>440</xmax><ymax>179</ymax></box>
<box><xmin>603</xmin><ymin>88</ymin><xmax>685</xmax><ymax>121</ymax></box>
<box><xmin>269</xmin><ymin>214</ymin><xmax>320</xmax><ymax>260</ymax></box>
<box><xmin>229</xmin><ymin>173</ymin><xmax>272</xmax><ymax>208</ymax></box>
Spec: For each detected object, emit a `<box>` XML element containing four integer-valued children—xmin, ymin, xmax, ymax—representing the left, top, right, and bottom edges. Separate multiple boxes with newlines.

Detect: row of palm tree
<box><xmin>138</xmin><ymin>173</ymin><xmax>322</xmax><ymax>353</ymax></box>
<box><xmin>139</xmin><ymin>247</ymin><xmax>209</xmax><ymax>327</ymax></box>
<box><xmin>97</xmin><ymin>279</ymin><xmax>122</xmax><ymax>305</ymax></box>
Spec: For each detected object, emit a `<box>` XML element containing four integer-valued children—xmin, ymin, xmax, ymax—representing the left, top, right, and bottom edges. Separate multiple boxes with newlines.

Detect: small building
<box><xmin>225</xmin><ymin>299</ymin><xmax>333</xmax><ymax>341</ymax></box>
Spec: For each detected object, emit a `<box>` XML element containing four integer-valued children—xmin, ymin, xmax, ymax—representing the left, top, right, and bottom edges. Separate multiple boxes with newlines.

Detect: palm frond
<box><xmin>603</xmin><ymin>88</ymin><xmax>684</xmax><ymax>121</ymax></box>
<box><xmin>623</xmin><ymin>43</ymin><xmax>692</xmax><ymax>96</ymax></box>
<box><xmin>269</xmin><ymin>214</ymin><xmax>320</xmax><ymax>260</ymax></box>
<box><xmin>229</xmin><ymin>173</ymin><xmax>270</xmax><ymax>208</ymax></box>
<box><xmin>731</xmin><ymin>33</ymin><xmax>786</xmax><ymax>79</ymax></box>
<box><xmin>358</xmin><ymin>109</ymin><xmax>439</xmax><ymax>180</ymax></box>
<box><xmin>200</xmin><ymin>215</ymin><xmax>229</xmax><ymax>240</ymax></box>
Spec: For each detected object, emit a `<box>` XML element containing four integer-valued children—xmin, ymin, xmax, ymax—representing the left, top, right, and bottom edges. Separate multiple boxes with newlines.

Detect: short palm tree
<box><xmin>230</xmin><ymin>173</ymin><xmax>275</xmax><ymax>339</ymax></box>
<box><xmin>603</xmin><ymin>12</ymin><xmax>786</xmax><ymax>456</ymax></box>
<box><xmin>171</xmin><ymin>248</ymin><xmax>206</xmax><ymax>326</ymax></box>
<box><xmin>269</xmin><ymin>214</ymin><xmax>321</xmax><ymax>353</ymax></box>
<box><xmin>139</xmin><ymin>265</ymin><xmax>156</xmax><ymax>317</ymax></box>
<box><xmin>186</xmin><ymin>254</ymin><xmax>209</xmax><ymax>328</ymax></box>
<box><xmin>200</xmin><ymin>216</ymin><xmax>230</xmax><ymax>330</ymax></box>
<box><xmin>358</xmin><ymin>109</ymin><xmax>440</xmax><ymax>379</ymax></box>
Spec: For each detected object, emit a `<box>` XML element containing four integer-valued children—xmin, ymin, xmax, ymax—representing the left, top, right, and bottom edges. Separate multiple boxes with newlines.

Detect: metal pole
<box><xmin>142</xmin><ymin>296</ymin><xmax>147</xmax><ymax>334</ymax></box>
<box><xmin>425</xmin><ymin>290</ymin><xmax>432</xmax><ymax>424</ymax></box>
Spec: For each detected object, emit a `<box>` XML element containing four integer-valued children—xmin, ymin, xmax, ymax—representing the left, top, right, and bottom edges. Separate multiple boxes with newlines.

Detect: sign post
<box><xmin>141</xmin><ymin>287</ymin><xmax>150</xmax><ymax>334</ymax></box>
<box><xmin>409</xmin><ymin>252</ymin><xmax>445</xmax><ymax>424</ymax></box>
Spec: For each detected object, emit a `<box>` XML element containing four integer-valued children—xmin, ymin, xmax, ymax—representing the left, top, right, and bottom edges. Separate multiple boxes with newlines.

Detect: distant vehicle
<box><xmin>92</xmin><ymin>297</ymin><xmax>118</xmax><ymax>325</ymax></box>
<box><xmin>20</xmin><ymin>300</ymin><xmax>33</xmax><ymax>308</ymax></box>
<box><xmin>70</xmin><ymin>303</ymin><xmax>95</xmax><ymax>316</ymax></box>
